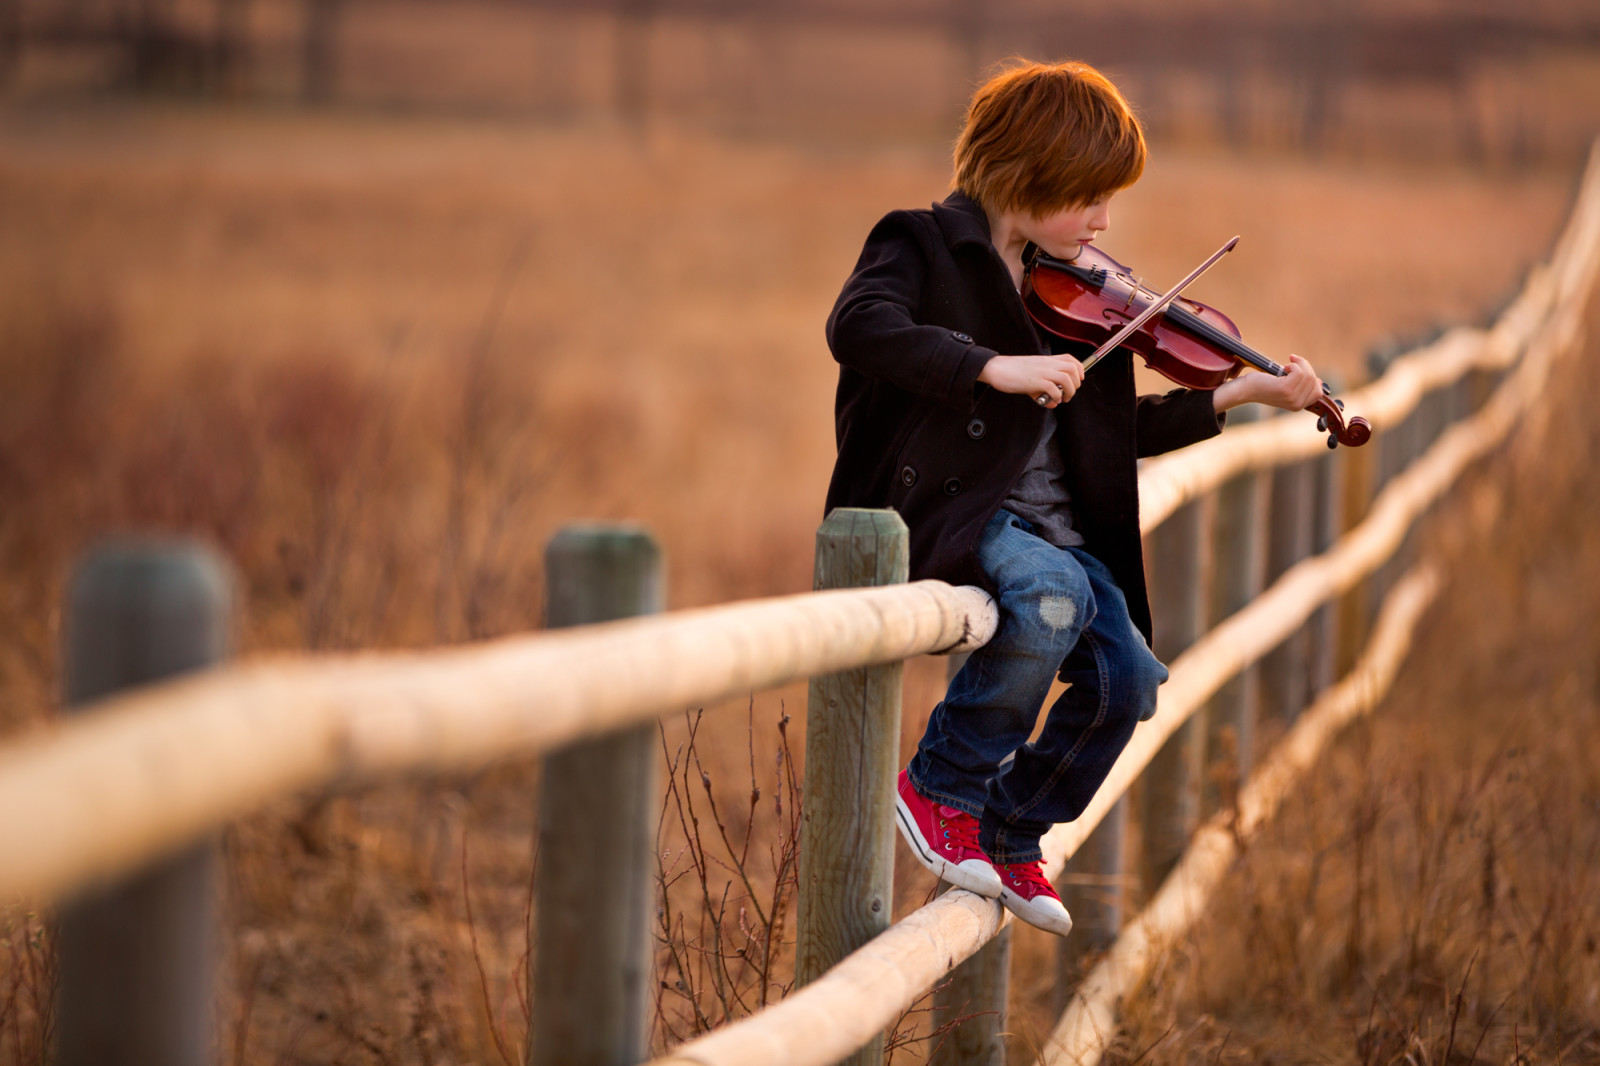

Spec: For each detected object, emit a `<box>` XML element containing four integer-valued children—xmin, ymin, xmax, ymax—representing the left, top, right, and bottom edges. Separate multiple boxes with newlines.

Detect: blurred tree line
<box><xmin>5</xmin><ymin>0</ymin><xmax>1600</xmax><ymax>164</ymax></box>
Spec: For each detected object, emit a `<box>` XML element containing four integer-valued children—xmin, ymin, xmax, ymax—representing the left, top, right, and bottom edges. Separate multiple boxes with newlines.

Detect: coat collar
<box><xmin>932</xmin><ymin>189</ymin><xmax>1049</xmax><ymax>354</ymax></box>
<box><xmin>931</xmin><ymin>189</ymin><xmax>994</xmax><ymax>251</ymax></box>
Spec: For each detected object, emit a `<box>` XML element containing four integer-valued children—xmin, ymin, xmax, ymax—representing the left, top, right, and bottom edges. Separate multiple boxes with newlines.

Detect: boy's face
<box><xmin>1020</xmin><ymin>195</ymin><xmax>1113</xmax><ymax>260</ymax></box>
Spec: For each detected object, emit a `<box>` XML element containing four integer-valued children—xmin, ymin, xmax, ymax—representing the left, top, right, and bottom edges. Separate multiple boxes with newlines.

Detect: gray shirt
<box><xmin>1001</xmin><ymin>415</ymin><xmax>1086</xmax><ymax>549</ymax></box>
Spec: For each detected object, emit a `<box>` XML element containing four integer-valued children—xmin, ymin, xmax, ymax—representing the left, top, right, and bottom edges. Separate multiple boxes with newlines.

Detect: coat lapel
<box><xmin>931</xmin><ymin>192</ymin><xmax>1047</xmax><ymax>355</ymax></box>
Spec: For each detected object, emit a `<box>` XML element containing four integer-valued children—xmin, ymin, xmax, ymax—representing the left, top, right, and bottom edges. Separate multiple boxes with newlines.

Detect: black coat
<box><xmin>824</xmin><ymin>190</ymin><xmax>1224</xmax><ymax>644</ymax></box>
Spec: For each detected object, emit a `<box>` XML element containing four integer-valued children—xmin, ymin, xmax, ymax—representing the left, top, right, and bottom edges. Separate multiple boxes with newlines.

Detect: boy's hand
<box><xmin>978</xmin><ymin>354</ymin><xmax>1085</xmax><ymax>409</ymax></box>
<box><xmin>1213</xmin><ymin>354</ymin><xmax>1323</xmax><ymax>414</ymax></box>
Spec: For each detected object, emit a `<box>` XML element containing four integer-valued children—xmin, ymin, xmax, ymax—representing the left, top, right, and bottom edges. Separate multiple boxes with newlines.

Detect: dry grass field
<box><xmin>0</xmin><ymin>98</ymin><xmax>1591</xmax><ymax>1063</ymax></box>
<box><xmin>1071</xmin><ymin>289</ymin><xmax>1600</xmax><ymax>1065</ymax></box>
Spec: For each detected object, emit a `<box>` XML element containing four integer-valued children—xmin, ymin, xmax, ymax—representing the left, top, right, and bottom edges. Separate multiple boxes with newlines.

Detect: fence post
<box><xmin>796</xmin><ymin>508</ymin><xmax>907</xmax><ymax>1066</ymax></box>
<box><xmin>58</xmin><ymin>540</ymin><xmax>235</xmax><ymax>1066</ymax></box>
<box><xmin>530</xmin><ymin>526</ymin><xmax>662</xmax><ymax>1066</ymax></box>
<box><xmin>931</xmin><ymin>882</ymin><xmax>1011</xmax><ymax>1066</ymax></box>
<box><xmin>1140</xmin><ymin>496</ymin><xmax>1208</xmax><ymax>892</ymax></box>
<box><xmin>1368</xmin><ymin>404</ymin><xmax>1419</xmax><ymax>617</ymax></box>
<box><xmin>1258</xmin><ymin>446</ymin><xmax>1315</xmax><ymax>725</ymax></box>
<box><xmin>1336</xmin><ymin>429</ymin><xmax>1377</xmax><ymax>675</ymax></box>
<box><xmin>1202</xmin><ymin>407</ymin><xmax>1267</xmax><ymax>816</ymax></box>
<box><xmin>1306</xmin><ymin>423</ymin><xmax>1346</xmax><ymax>699</ymax></box>
<box><xmin>1055</xmin><ymin>796</ymin><xmax>1126</xmax><ymax>1001</ymax></box>
<box><xmin>933</xmin><ymin>654</ymin><xmax>1010</xmax><ymax>1066</ymax></box>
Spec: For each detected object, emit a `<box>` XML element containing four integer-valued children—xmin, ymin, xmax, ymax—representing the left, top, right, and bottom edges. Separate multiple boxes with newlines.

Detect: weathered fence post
<box><xmin>1336</xmin><ymin>427</ymin><xmax>1378</xmax><ymax>675</ymax></box>
<box><xmin>796</xmin><ymin>508</ymin><xmax>907</xmax><ymax>1066</ymax></box>
<box><xmin>1368</xmin><ymin>404</ymin><xmax>1419</xmax><ymax>616</ymax></box>
<box><xmin>932</xmin><ymin>881</ymin><xmax>1011</xmax><ymax>1066</ymax></box>
<box><xmin>58</xmin><ymin>540</ymin><xmax>235</xmax><ymax>1066</ymax></box>
<box><xmin>933</xmin><ymin>655</ymin><xmax>1010</xmax><ymax>1066</ymax></box>
<box><xmin>1306</xmin><ymin>431</ymin><xmax>1345</xmax><ymax>699</ymax></box>
<box><xmin>1055</xmin><ymin>797</ymin><xmax>1126</xmax><ymax>1001</ymax></box>
<box><xmin>530</xmin><ymin>526</ymin><xmax>662</xmax><ymax>1066</ymax></box>
<box><xmin>1202</xmin><ymin>407</ymin><xmax>1267</xmax><ymax>816</ymax></box>
<box><xmin>1140</xmin><ymin>496</ymin><xmax>1208</xmax><ymax>892</ymax></box>
<box><xmin>1258</xmin><ymin>445</ymin><xmax>1315</xmax><ymax>724</ymax></box>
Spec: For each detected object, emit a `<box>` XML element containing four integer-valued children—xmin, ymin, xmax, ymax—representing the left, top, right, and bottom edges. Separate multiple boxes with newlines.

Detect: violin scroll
<box><xmin>1311</xmin><ymin>383</ymin><xmax>1373</xmax><ymax>449</ymax></box>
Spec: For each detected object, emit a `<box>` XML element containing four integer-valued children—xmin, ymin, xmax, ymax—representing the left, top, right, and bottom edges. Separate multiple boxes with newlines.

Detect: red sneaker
<box><xmin>993</xmin><ymin>858</ymin><xmax>1074</xmax><ymax>936</ymax></box>
<box><xmin>893</xmin><ymin>770</ymin><xmax>1003</xmax><ymax>898</ymax></box>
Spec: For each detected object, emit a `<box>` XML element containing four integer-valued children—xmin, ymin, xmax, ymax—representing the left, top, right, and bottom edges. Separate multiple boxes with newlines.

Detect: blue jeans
<box><xmin>908</xmin><ymin>509</ymin><xmax>1168</xmax><ymax>863</ymax></box>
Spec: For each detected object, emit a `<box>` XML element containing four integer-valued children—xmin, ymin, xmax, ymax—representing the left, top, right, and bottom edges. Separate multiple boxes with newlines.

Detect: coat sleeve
<box><xmin>1134</xmin><ymin>386</ymin><xmax>1226</xmax><ymax>458</ymax></box>
<box><xmin>826</xmin><ymin>211</ymin><xmax>996</xmax><ymax>411</ymax></box>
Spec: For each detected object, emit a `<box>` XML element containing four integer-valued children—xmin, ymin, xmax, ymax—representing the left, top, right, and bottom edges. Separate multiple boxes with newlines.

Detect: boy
<box><xmin>824</xmin><ymin>60</ymin><xmax>1322</xmax><ymax>935</ymax></box>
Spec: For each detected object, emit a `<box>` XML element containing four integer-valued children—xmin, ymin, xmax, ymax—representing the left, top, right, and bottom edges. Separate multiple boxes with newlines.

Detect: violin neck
<box><xmin>1162</xmin><ymin>303</ymin><xmax>1285</xmax><ymax>377</ymax></box>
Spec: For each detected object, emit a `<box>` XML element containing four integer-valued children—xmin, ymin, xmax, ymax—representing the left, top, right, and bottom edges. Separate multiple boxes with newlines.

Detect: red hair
<box><xmin>954</xmin><ymin>59</ymin><xmax>1147</xmax><ymax>216</ymax></box>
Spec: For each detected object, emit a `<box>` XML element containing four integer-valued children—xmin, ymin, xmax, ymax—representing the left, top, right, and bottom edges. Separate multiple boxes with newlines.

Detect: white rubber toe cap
<box><xmin>1000</xmin><ymin>887</ymin><xmax>1074</xmax><ymax>937</ymax></box>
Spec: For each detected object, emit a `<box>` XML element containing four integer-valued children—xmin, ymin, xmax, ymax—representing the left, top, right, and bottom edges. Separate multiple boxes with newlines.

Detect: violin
<box><xmin>1022</xmin><ymin>242</ymin><xmax>1372</xmax><ymax>448</ymax></box>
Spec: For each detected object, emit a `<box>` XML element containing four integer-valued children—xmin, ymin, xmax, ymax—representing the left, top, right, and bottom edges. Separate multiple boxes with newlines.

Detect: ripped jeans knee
<box><xmin>909</xmin><ymin>508</ymin><xmax>1166</xmax><ymax>860</ymax></box>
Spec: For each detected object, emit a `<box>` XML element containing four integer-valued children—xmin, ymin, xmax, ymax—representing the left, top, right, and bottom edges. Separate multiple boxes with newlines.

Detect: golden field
<box><xmin>0</xmin><ymin>97</ymin><xmax>1595</xmax><ymax>1063</ymax></box>
<box><xmin>1094</xmin><ymin>285</ymin><xmax>1600</xmax><ymax>1064</ymax></box>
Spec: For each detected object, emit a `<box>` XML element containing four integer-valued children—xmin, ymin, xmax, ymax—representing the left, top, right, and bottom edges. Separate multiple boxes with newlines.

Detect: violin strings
<box><xmin>1036</xmin><ymin>250</ymin><xmax>1284</xmax><ymax>377</ymax></box>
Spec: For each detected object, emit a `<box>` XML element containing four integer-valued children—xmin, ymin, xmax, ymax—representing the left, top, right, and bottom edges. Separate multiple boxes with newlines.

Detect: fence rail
<box><xmin>5</xmin><ymin>141</ymin><xmax>1598</xmax><ymax>1065</ymax></box>
<box><xmin>0</xmin><ymin>579</ymin><xmax>995</xmax><ymax>905</ymax></box>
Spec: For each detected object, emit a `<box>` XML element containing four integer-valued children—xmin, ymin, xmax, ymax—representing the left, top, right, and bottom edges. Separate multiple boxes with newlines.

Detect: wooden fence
<box><xmin>6</xmin><ymin>142</ymin><xmax>1599</xmax><ymax>1065</ymax></box>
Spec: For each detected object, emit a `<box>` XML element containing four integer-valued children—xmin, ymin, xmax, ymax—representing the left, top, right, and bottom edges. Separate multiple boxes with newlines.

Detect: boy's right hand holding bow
<box><xmin>978</xmin><ymin>353</ymin><xmax>1085</xmax><ymax>409</ymax></box>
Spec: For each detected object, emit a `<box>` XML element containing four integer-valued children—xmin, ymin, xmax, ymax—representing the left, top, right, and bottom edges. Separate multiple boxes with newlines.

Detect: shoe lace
<box><xmin>936</xmin><ymin>806</ymin><xmax>982</xmax><ymax>852</ymax></box>
<box><xmin>997</xmin><ymin>859</ymin><xmax>1055</xmax><ymax>895</ymax></box>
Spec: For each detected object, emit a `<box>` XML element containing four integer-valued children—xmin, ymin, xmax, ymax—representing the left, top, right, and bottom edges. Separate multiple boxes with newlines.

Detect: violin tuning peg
<box><xmin>1327</xmin><ymin>434</ymin><xmax>1339</xmax><ymax>450</ymax></box>
<box><xmin>1321</xmin><ymin>382</ymin><xmax>1332</xmax><ymax>396</ymax></box>
<box><xmin>1335</xmin><ymin>398</ymin><xmax>1345</xmax><ymax>410</ymax></box>
<box><xmin>1316</xmin><ymin>416</ymin><xmax>1327</xmax><ymax>432</ymax></box>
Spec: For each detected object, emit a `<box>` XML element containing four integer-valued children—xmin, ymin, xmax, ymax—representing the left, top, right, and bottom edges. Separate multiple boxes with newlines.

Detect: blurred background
<box><xmin>6</xmin><ymin>0</ymin><xmax>1598</xmax><ymax>635</ymax></box>
<box><xmin>8</xmin><ymin>0</ymin><xmax>1600</xmax><ymax>159</ymax></box>
<box><xmin>3</xmin><ymin>1</ymin><xmax>1600</xmax><ymax>1062</ymax></box>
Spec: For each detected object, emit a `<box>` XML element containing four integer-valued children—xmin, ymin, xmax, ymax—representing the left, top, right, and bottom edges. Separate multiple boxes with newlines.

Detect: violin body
<box><xmin>1022</xmin><ymin>243</ymin><xmax>1372</xmax><ymax>447</ymax></box>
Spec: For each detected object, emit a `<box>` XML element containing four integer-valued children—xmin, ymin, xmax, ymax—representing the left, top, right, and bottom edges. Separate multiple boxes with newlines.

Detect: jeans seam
<box><xmin>907</xmin><ymin>769</ymin><xmax>985</xmax><ymax>820</ymax></box>
<box><xmin>1005</xmin><ymin>627</ymin><xmax>1110</xmax><ymax>826</ymax></box>
<box><xmin>986</xmin><ymin>836</ymin><xmax>1043</xmax><ymax>864</ymax></box>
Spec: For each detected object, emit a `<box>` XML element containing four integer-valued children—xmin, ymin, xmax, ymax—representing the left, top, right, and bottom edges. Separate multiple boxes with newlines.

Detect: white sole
<box><xmin>894</xmin><ymin>795</ymin><xmax>1003</xmax><ymax>899</ymax></box>
<box><xmin>998</xmin><ymin>886</ymin><xmax>1074</xmax><ymax>937</ymax></box>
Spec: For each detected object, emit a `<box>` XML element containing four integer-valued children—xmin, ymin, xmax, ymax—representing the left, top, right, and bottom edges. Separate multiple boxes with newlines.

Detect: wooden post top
<box><xmin>545</xmin><ymin>524</ymin><xmax>663</xmax><ymax>627</ymax></box>
<box><xmin>814</xmin><ymin>508</ymin><xmax>909</xmax><ymax>591</ymax></box>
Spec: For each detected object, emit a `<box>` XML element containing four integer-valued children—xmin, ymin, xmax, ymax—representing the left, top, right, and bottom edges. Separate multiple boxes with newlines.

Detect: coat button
<box><xmin>900</xmin><ymin>466</ymin><xmax>918</xmax><ymax>487</ymax></box>
<box><xmin>944</xmin><ymin>478</ymin><xmax>962</xmax><ymax>496</ymax></box>
<box><xmin>952</xmin><ymin>331</ymin><xmax>974</xmax><ymax>344</ymax></box>
<box><xmin>966</xmin><ymin>418</ymin><xmax>986</xmax><ymax>439</ymax></box>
